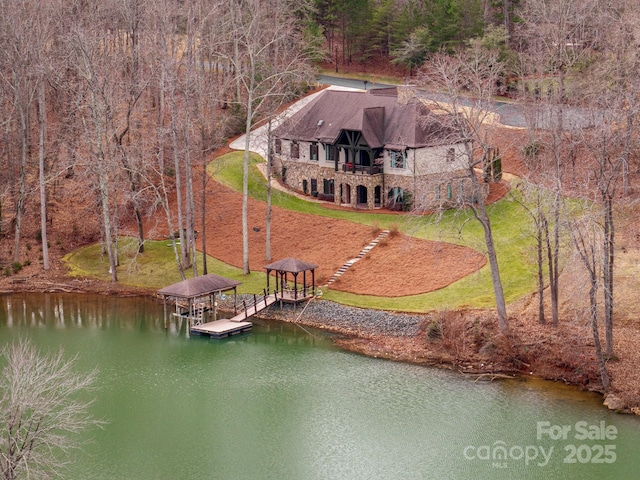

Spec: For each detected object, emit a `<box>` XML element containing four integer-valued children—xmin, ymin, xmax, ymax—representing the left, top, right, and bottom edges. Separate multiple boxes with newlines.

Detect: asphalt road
<box><xmin>317</xmin><ymin>74</ymin><xmax>594</xmax><ymax>130</ymax></box>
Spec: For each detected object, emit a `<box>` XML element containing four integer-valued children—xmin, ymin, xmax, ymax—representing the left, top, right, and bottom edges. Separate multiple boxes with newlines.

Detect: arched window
<box><xmin>357</xmin><ymin>185</ymin><xmax>368</xmax><ymax>205</ymax></box>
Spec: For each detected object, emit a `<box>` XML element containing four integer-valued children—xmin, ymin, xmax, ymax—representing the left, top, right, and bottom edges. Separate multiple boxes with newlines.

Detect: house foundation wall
<box><xmin>276</xmin><ymin>159</ymin><xmax>484</xmax><ymax>211</ymax></box>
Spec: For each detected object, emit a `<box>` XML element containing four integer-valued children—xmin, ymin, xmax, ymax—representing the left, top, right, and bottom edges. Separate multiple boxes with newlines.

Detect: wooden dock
<box><xmin>190</xmin><ymin>319</ymin><xmax>253</xmax><ymax>339</ymax></box>
<box><xmin>190</xmin><ymin>293</ymin><xmax>279</xmax><ymax>338</ymax></box>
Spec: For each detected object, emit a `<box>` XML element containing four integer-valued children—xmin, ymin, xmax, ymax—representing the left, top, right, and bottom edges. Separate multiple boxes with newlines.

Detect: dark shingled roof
<box><xmin>274</xmin><ymin>89</ymin><xmax>458</xmax><ymax>148</ymax></box>
<box><xmin>158</xmin><ymin>273</ymin><xmax>241</xmax><ymax>299</ymax></box>
<box><xmin>263</xmin><ymin>257</ymin><xmax>318</xmax><ymax>273</ymax></box>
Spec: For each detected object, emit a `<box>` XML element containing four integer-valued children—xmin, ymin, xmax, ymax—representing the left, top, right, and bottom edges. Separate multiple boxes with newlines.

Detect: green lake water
<box><xmin>1</xmin><ymin>293</ymin><xmax>639</xmax><ymax>480</ymax></box>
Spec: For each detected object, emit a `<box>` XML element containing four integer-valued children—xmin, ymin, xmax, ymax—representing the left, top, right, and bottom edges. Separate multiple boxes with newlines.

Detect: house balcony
<box><xmin>342</xmin><ymin>163</ymin><xmax>383</xmax><ymax>175</ymax></box>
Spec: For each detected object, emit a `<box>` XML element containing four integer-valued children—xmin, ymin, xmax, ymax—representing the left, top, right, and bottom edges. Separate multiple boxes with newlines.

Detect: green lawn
<box><xmin>66</xmin><ymin>151</ymin><xmax>541</xmax><ymax>312</ymax></box>
<box><xmin>208</xmin><ymin>152</ymin><xmax>540</xmax><ymax>312</ymax></box>
<box><xmin>64</xmin><ymin>237</ymin><xmax>267</xmax><ymax>294</ymax></box>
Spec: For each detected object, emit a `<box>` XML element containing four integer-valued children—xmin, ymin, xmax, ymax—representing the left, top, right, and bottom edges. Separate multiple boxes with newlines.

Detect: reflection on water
<box><xmin>1</xmin><ymin>293</ymin><xmax>639</xmax><ymax>480</ymax></box>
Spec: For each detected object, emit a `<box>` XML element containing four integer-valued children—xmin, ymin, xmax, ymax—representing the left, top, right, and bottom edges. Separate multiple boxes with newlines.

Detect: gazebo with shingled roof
<box><xmin>263</xmin><ymin>257</ymin><xmax>318</xmax><ymax>303</ymax></box>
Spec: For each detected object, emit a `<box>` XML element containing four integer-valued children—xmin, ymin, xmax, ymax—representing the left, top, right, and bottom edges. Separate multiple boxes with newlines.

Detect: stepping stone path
<box><xmin>323</xmin><ymin>230</ymin><xmax>390</xmax><ymax>287</ymax></box>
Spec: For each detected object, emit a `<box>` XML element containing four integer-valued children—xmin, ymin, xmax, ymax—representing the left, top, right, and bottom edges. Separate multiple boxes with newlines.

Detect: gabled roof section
<box><xmin>361</xmin><ymin>107</ymin><xmax>385</xmax><ymax>147</ymax></box>
<box><xmin>158</xmin><ymin>273</ymin><xmax>241</xmax><ymax>299</ymax></box>
<box><xmin>274</xmin><ymin>89</ymin><xmax>459</xmax><ymax>149</ymax></box>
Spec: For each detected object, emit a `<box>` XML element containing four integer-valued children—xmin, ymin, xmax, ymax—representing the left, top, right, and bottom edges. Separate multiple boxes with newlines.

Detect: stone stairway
<box><xmin>323</xmin><ymin>229</ymin><xmax>390</xmax><ymax>287</ymax></box>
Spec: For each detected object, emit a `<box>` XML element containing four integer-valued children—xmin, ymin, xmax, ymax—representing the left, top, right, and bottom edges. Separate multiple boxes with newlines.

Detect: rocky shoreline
<box><xmin>225</xmin><ymin>294</ymin><xmax>426</xmax><ymax>338</ymax></box>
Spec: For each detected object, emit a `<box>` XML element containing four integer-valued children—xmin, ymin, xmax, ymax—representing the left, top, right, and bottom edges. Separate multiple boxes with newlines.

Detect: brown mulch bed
<box><xmin>330</xmin><ymin>234</ymin><xmax>486</xmax><ymax>297</ymax></box>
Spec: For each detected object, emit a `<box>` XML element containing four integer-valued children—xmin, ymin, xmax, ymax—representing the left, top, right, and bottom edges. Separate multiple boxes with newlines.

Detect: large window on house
<box><xmin>310</xmin><ymin>143</ymin><xmax>318</xmax><ymax>161</ymax></box>
<box><xmin>325</xmin><ymin>144</ymin><xmax>337</xmax><ymax>161</ymax></box>
<box><xmin>291</xmin><ymin>141</ymin><xmax>299</xmax><ymax>159</ymax></box>
<box><xmin>390</xmin><ymin>150</ymin><xmax>406</xmax><ymax>169</ymax></box>
<box><xmin>275</xmin><ymin>138</ymin><xmax>282</xmax><ymax>154</ymax></box>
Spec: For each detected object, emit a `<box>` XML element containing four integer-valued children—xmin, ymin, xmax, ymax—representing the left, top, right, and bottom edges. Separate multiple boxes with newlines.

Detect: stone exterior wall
<box><xmin>276</xmin><ymin>158</ymin><xmax>484</xmax><ymax>211</ymax></box>
<box><xmin>272</xmin><ymin>137</ymin><xmax>488</xmax><ymax>211</ymax></box>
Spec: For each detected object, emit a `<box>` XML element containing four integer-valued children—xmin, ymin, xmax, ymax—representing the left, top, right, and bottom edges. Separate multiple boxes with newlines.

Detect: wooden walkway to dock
<box><xmin>189</xmin><ymin>287</ymin><xmax>316</xmax><ymax>338</ymax></box>
<box><xmin>190</xmin><ymin>292</ymin><xmax>279</xmax><ymax>338</ymax></box>
<box><xmin>229</xmin><ymin>294</ymin><xmax>278</xmax><ymax>322</ymax></box>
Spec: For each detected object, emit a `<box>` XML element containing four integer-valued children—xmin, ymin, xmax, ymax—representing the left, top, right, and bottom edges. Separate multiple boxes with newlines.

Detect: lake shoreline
<box><xmin>1</xmin><ymin>278</ymin><xmax>636</xmax><ymax>415</ymax></box>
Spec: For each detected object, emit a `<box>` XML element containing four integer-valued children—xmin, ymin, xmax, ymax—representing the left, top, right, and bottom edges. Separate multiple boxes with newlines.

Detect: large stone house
<box><xmin>271</xmin><ymin>87</ymin><xmax>478</xmax><ymax>211</ymax></box>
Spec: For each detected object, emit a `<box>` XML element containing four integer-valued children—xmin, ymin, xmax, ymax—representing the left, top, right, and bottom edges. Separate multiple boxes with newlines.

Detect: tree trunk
<box><xmin>200</xmin><ymin>128</ymin><xmax>208</xmax><ymax>275</ymax></box>
<box><xmin>536</xmin><ymin>208</ymin><xmax>546</xmax><ymax>324</ymax></box>
<box><xmin>38</xmin><ymin>81</ymin><xmax>50</xmax><ymax>270</ymax></box>
<box><xmin>13</xmin><ymin>104</ymin><xmax>28</xmax><ymax>265</ymax></box>
<box><xmin>185</xmin><ymin>135</ymin><xmax>197</xmax><ymax>277</ymax></box>
<box><xmin>589</xmin><ymin>271</ymin><xmax>611</xmax><ymax>391</ymax></box>
<box><xmin>265</xmin><ymin>120</ymin><xmax>272</xmax><ymax>261</ymax></box>
<box><xmin>470</xmin><ymin>171</ymin><xmax>508</xmax><ymax>333</ymax></box>
<box><xmin>117</xmin><ymin>146</ymin><xmax>145</xmax><ymax>254</ymax></box>
<box><xmin>99</xmin><ymin>163</ymin><xmax>117</xmax><ymax>282</ymax></box>
<box><xmin>242</xmin><ymin>90</ymin><xmax>253</xmax><ymax>275</ymax></box>
<box><xmin>482</xmin><ymin>0</ymin><xmax>493</xmax><ymax>29</ymax></box>
<box><xmin>503</xmin><ymin>0</ymin><xmax>513</xmax><ymax>44</ymax></box>
<box><xmin>603</xmin><ymin>195</ymin><xmax>614</xmax><ymax>357</ymax></box>
<box><xmin>549</xmin><ymin>183</ymin><xmax>561</xmax><ymax>327</ymax></box>
<box><xmin>479</xmin><ymin>205</ymin><xmax>508</xmax><ymax>333</ymax></box>
<box><xmin>169</xmin><ymin>94</ymin><xmax>187</xmax><ymax>270</ymax></box>
<box><xmin>159</xmin><ymin>176</ymin><xmax>185</xmax><ymax>281</ymax></box>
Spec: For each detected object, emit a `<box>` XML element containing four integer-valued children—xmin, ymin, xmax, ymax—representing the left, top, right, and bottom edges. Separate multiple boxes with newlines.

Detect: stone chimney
<box><xmin>397</xmin><ymin>85</ymin><xmax>418</xmax><ymax>105</ymax></box>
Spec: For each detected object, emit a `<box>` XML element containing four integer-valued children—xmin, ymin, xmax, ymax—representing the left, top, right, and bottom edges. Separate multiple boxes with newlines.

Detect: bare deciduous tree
<box><xmin>515</xmin><ymin>0</ymin><xmax>600</xmax><ymax>326</ymax></box>
<box><xmin>568</xmin><ymin>214</ymin><xmax>611</xmax><ymax>391</ymax></box>
<box><xmin>68</xmin><ymin>19</ymin><xmax>122</xmax><ymax>282</ymax></box>
<box><xmin>578</xmin><ymin>0</ymin><xmax>640</xmax><ymax>357</ymax></box>
<box><xmin>0</xmin><ymin>338</ymin><xmax>103</xmax><ymax>480</ymax></box>
<box><xmin>217</xmin><ymin>0</ymin><xmax>316</xmax><ymax>274</ymax></box>
<box><xmin>418</xmin><ymin>43</ymin><xmax>509</xmax><ymax>333</ymax></box>
<box><xmin>0</xmin><ymin>0</ymin><xmax>39</xmax><ymax>265</ymax></box>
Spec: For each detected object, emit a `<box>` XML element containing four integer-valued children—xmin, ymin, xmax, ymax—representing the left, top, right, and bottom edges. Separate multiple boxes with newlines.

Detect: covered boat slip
<box><xmin>157</xmin><ymin>273</ymin><xmax>244</xmax><ymax>338</ymax></box>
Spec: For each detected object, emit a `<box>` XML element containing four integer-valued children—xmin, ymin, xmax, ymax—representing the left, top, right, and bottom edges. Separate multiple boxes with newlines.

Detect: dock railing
<box><xmin>280</xmin><ymin>286</ymin><xmax>313</xmax><ymax>301</ymax></box>
<box><xmin>240</xmin><ymin>288</ymin><xmax>279</xmax><ymax>320</ymax></box>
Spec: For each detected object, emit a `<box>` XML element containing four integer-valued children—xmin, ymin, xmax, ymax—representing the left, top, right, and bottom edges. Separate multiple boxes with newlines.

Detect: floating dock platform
<box><xmin>190</xmin><ymin>319</ymin><xmax>253</xmax><ymax>339</ymax></box>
